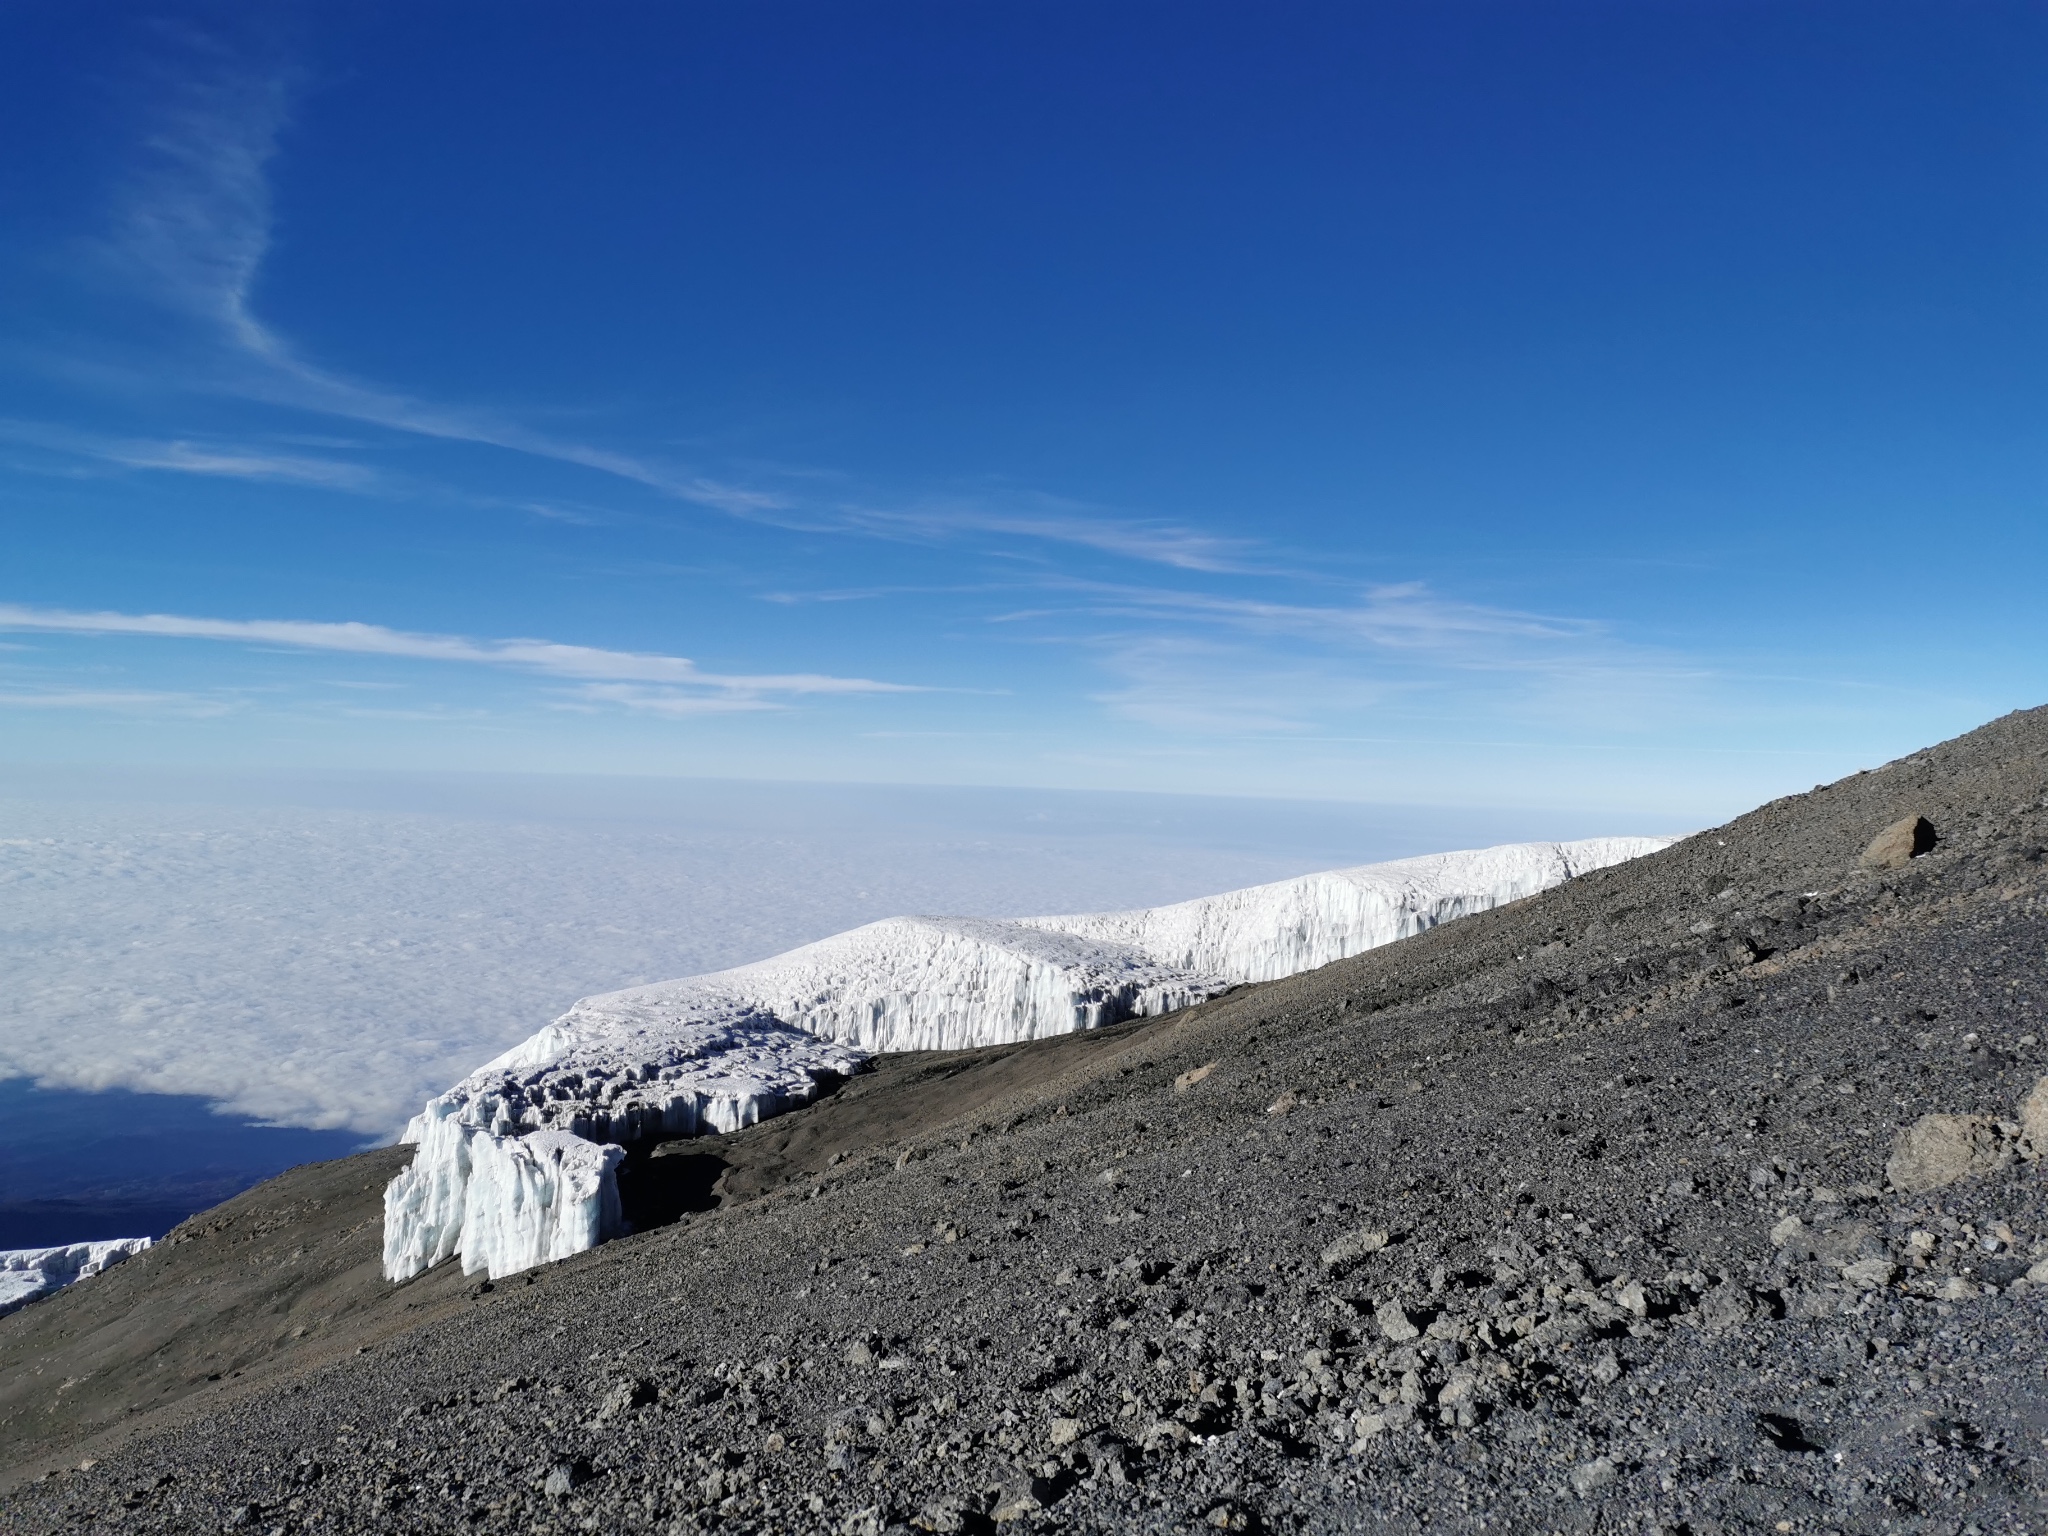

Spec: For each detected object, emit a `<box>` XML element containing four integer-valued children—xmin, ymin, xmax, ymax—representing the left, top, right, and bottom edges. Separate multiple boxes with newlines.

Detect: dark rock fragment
<box><xmin>1695</xmin><ymin>1283</ymin><xmax>1758</xmax><ymax>1331</ymax></box>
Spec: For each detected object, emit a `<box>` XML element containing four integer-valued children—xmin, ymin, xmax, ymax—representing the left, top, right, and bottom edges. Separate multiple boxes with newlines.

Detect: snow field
<box><xmin>1</xmin><ymin>1238</ymin><xmax>153</xmax><ymax>1317</ymax></box>
<box><xmin>384</xmin><ymin>838</ymin><xmax>1675</xmax><ymax>1282</ymax></box>
<box><xmin>718</xmin><ymin>916</ymin><xmax>1232</xmax><ymax>1054</ymax></box>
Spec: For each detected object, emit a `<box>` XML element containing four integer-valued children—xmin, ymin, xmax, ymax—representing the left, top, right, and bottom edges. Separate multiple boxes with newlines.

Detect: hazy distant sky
<box><xmin>2</xmin><ymin>2</ymin><xmax>2042</xmax><ymax>818</ymax></box>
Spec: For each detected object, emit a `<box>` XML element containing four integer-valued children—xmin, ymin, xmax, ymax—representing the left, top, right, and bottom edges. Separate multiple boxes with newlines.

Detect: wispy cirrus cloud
<box><xmin>1087</xmin><ymin>635</ymin><xmax>1400</xmax><ymax>735</ymax></box>
<box><xmin>0</xmin><ymin>604</ymin><xmax>920</xmax><ymax>699</ymax></box>
<box><xmin>0</xmin><ymin>419</ymin><xmax>375</xmax><ymax>489</ymax></box>
<box><xmin>980</xmin><ymin>577</ymin><xmax>1711</xmax><ymax>736</ymax></box>
<box><xmin>1083</xmin><ymin>580</ymin><xmax>1611</xmax><ymax>659</ymax></box>
<box><xmin>842</xmin><ymin>498</ymin><xmax>1269</xmax><ymax>575</ymax></box>
<box><xmin>567</xmin><ymin>683</ymin><xmax>784</xmax><ymax>717</ymax></box>
<box><xmin>104</xmin><ymin>437</ymin><xmax>375</xmax><ymax>487</ymax></box>
<box><xmin>94</xmin><ymin>33</ymin><xmax>791</xmax><ymax>521</ymax></box>
<box><xmin>51</xmin><ymin>22</ymin><xmax>1709</xmax><ymax>765</ymax></box>
<box><xmin>998</xmin><ymin>578</ymin><xmax>1610</xmax><ymax>659</ymax></box>
<box><xmin>82</xmin><ymin>37</ymin><xmax>1287</xmax><ymax>574</ymax></box>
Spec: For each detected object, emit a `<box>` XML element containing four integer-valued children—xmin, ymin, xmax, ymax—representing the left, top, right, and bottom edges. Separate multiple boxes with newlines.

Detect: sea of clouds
<box><xmin>0</xmin><ymin>768</ymin><xmax>1639</xmax><ymax>1138</ymax></box>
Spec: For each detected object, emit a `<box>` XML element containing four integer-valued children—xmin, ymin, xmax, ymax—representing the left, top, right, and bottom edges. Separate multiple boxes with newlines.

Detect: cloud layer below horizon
<box><xmin>1</xmin><ymin>779</ymin><xmax>1662</xmax><ymax>1134</ymax></box>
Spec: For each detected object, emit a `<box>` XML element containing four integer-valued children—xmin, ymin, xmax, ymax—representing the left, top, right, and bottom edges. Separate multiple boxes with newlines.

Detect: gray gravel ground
<box><xmin>4</xmin><ymin>706</ymin><xmax>2047</xmax><ymax>1536</ymax></box>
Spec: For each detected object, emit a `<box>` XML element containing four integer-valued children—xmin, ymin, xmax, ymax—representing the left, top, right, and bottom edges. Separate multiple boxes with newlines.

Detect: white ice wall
<box><xmin>381</xmin><ymin>921</ymin><xmax>1213</xmax><ymax>1280</ymax></box>
<box><xmin>720</xmin><ymin>916</ymin><xmax>1230</xmax><ymax>1053</ymax></box>
<box><xmin>384</xmin><ymin>834</ymin><xmax>1673</xmax><ymax>1282</ymax></box>
<box><xmin>1024</xmin><ymin>838</ymin><xmax>1671</xmax><ymax>985</ymax></box>
<box><xmin>383</xmin><ymin>1105</ymin><xmax>627</xmax><ymax>1282</ymax></box>
<box><xmin>382</xmin><ymin>1008</ymin><xmax>863</xmax><ymax>1281</ymax></box>
<box><xmin>0</xmin><ymin>1237</ymin><xmax>152</xmax><ymax>1317</ymax></box>
<box><xmin>426</xmin><ymin>996</ymin><xmax>871</xmax><ymax>1145</ymax></box>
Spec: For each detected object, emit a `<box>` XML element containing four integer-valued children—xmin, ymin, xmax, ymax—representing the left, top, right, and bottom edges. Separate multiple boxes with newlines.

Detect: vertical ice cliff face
<box><xmin>1021</xmin><ymin>838</ymin><xmax>1672</xmax><ymax>984</ymax></box>
<box><xmin>383</xmin><ymin>835</ymin><xmax>1675</xmax><ymax>1282</ymax></box>
<box><xmin>0</xmin><ymin>1238</ymin><xmax>153</xmax><ymax>1317</ymax></box>
<box><xmin>382</xmin><ymin>1010</ymin><xmax>863</xmax><ymax>1281</ymax></box>
<box><xmin>719</xmin><ymin>916</ymin><xmax>1230</xmax><ymax>1053</ymax></box>
<box><xmin>383</xmin><ymin>1104</ymin><xmax>627</xmax><ymax>1282</ymax></box>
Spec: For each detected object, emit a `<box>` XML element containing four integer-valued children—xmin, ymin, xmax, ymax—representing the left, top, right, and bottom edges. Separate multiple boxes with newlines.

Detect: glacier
<box><xmin>383</xmin><ymin>836</ymin><xmax>1673</xmax><ymax>1282</ymax></box>
<box><xmin>383</xmin><ymin>1007</ymin><xmax>865</xmax><ymax>1281</ymax></box>
<box><xmin>718</xmin><ymin>916</ymin><xmax>1231</xmax><ymax>1054</ymax></box>
<box><xmin>382</xmin><ymin>1109</ymin><xmax>628</xmax><ymax>1283</ymax></box>
<box><xmin>1</xmin><ymin>1238</ymin><xmax>152</xmax><ymax>1318</ymax></box>
<box><xmin>1021</xmin><ymin>837</ymin><xmax>1667</xmax><ymax>985</ymax></box>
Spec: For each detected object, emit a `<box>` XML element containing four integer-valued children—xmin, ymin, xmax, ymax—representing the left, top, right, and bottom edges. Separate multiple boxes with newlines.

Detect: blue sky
<box><xmin>2</xmin><ymin>1</ymin><xmax>2043</xmax><ymax>818</ymax></box>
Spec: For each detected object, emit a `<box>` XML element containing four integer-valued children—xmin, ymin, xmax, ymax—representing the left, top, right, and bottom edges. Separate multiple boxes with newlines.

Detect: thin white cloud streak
<box><xmin>1089</xmin><ymin>636</ymin><xmax>1400</xmax><ymax>736</ymax></box>
<box><xmin>99</xmin><ymin>37</ymin><xmax>792</xmax><ymax>521</ymax></box>
<box><xmin>1040</xmin><ymin>579</ymin><xmax>1610</xmax><ymax>658</ymax></box>
<box><xmin>844</xmin><ymin>502</ymin><xmax>1269</xmax><ymax>574</ymax></box>
<box><xmin>108</xmin><ymin>438</ymin><xmax>375</xmax><ymax>487</ymax></box>
<box><xmin>759</xmin><ymin>581</ymin><xmax>1015</xmax><ymax>606</ymax></box>
<box><xmin>996</xmin><ymin>577</ymin><xmax>1719</xmax><ymax>739</ymax></box>
<box><xmin>1007</xmin><ymin>578</ymin><xmax>1731</xmax><ymax>713</ymax></box>
<box><xmin>97</xmin><ymin>47</ymin><xmax>1290</xmax><ymax>574</ymax></box>
<box><xmin>570</xmin><ymin>684</ymin><xmax>783</xmax><ymax>717</ymax></box>
<box><xmin>0</xmin><ymin>605</ymin><xmax>920</xmax><ymax>697</ymax></box>
<box><xmin>0</xmin><ymin>689</ymin><xmax>239</xmax><ymax>717</ymax></box>
<box><xmin>0</xmin><ymin>420</ymin><xmax>377</xmax><ymax>489</ymax></box>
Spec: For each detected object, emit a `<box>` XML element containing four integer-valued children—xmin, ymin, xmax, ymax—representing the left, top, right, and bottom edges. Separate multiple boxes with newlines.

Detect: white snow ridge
<box><xmin>722</xmin><ymin>916</ymin><xmax>1229</xmax><ymax>1054</ymax></box>
<box><xmin>1022</xmin><ymin>837</ymin><xmax>1665</xmax><ymax>985</ymax></box>
<box><xmin>1</xmin><ymin>1239</ymin><xmax>153</xmax><ymax>1317</ymax></box>
<box><xmin>383</xmin><ymin>837</ymin><xmax>1672</xmax><ymax>1282</ymax></box>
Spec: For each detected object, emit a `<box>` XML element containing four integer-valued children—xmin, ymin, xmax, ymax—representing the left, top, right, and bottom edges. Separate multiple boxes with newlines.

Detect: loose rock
<box><xmin>1860</xmin><ymin>813</ymin><xmax>1937</xmax><ymax>870</ymax></box>
<box><xmin>1318</xmin><ymin>1227</ymin><xmax>1389</xmax><ymax>1271</ymax></box>
<box><xmin>1885</xmin><ymin>1112</ymin><xmax>2011</xmax><ymax>1192</ymax></box>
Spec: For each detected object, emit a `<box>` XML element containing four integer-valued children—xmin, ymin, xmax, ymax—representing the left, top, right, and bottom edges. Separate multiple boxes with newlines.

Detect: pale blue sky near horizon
<box><xmin>1</xmin><ymin>2</ymin><xmax>2044</xmax><ymax>820</ymax></box>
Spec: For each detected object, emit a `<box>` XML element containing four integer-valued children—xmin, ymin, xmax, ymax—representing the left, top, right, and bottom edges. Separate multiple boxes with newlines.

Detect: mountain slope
<box><xmin>4</xmin><ymin>706</ymin><xmax>2046</xmax><ymax>1536</ymax></box>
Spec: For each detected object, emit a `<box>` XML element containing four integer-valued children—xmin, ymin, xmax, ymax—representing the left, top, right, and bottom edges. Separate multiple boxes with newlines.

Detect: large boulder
<box><xmin>1885</xmin><ymin>1113</ymin><xmax>2011</xmax><ymax>1193</ymax></box>
<box><xmin>1860</xmin><ymin>814</ymin><xmax>1938</xmax><ymax>871</ymax></box>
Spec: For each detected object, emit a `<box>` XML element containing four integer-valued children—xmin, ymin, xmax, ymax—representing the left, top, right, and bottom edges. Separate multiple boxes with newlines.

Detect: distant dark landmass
<box><xmin>0</xmin><ymin>1080</ymin><xmax>369</xmax><ymax>1249</ymax></box>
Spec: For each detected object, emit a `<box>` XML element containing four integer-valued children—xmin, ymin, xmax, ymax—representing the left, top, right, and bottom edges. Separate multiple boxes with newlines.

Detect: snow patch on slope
<box><xmin>434</xmin><ymin>997</ymin><xmax>869</xmax><ymax>1145</ymax></box>
<box><xmin>0</xmin><ymin>1238</ymin><xmax>152</xmax><ymax>1317</ymax></box>
<box><xmin>384</xmin><ymin>836</ymin><xmax>1673</xmax><ymax>1282</ymax></box>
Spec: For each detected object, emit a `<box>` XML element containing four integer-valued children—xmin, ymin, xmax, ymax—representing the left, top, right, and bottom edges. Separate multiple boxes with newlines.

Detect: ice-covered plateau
<box><xmin>1</xmin><ymin>1238</ymin><xmax>152</xmax><ymax>1318</ymax></box>
<box><xmin>384</xmin><ymin>837</ymin><xmax>1673</xmax><ymax>1281</ymax></box>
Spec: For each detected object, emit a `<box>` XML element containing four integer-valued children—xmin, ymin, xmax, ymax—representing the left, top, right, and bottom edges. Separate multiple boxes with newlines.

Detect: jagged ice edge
<box><xmin>383</xmin><ymin>837</ymin><xmax>1674</xmax><ymax>1282</ymax></box>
